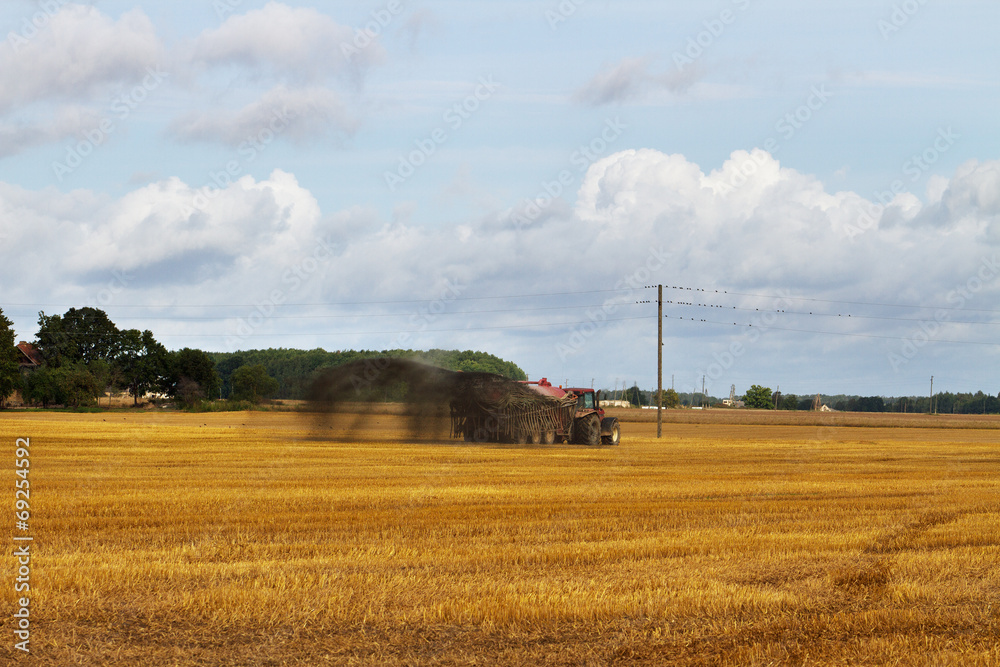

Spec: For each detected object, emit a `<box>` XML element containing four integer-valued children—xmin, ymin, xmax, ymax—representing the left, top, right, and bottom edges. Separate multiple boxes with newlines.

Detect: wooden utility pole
<box><xmin>657</xmin><ymin>284</ymin><xmax>662</xmax><ymax>438</ymax></box>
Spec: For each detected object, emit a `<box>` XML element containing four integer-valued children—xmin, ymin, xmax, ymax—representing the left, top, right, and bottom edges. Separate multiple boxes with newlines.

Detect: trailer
<box><xmin>450</xmin><ymin>377</ymin><xmax>620</xmax><ymax>446</ymax></box>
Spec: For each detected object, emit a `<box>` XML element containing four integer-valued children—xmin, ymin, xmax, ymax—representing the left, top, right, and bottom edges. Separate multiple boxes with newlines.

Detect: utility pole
<box><xmin>929</xmin><ymin>376</ymin><xmax>934</xmax><ymax>414</ymax></box>
<box><xmin>657</xmin><ymin>284</ymin><xmax>663</xmax><ymax>438</ymax></box>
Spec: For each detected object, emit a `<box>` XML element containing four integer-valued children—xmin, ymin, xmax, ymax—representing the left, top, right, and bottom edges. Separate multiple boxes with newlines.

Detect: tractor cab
<box><xmin>567</xmin><ymin>388</ymin><xmax>604</xmax><ymax>420</ymax></box>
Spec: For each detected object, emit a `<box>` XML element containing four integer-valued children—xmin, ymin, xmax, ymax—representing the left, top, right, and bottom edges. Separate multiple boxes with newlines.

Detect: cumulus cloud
<box><xmin>0</xmin><ymin>5</ymin><xmax>164</xmax><ymax>113</ymax></box>
<box><xmin>3</xmin><ymin>150</ymin><xmax>999</xmax><ymax>377</ymax></box>
<box><xmin>6</xmin><ymin>149</ymin><xmax>1000</xmax><ymax>297</ymax></box>
<box><xmin>0</xmin><ymin>170</ymin><xmax>322</xmax><ymax>295</ymax></box>
<box><xmin>190</xmin><ymin>2</ymin><xmax>384</xmax><ymax>84</ymax></box>
<box><xmin>5</xmin><ymin>149</ymin><xmax>1000</xmax><ymax>301</ymax></box>
<box><xmin>168</xmin><ymin>86</ymin><xmax>359</xmax><ymax>147</ymax></box>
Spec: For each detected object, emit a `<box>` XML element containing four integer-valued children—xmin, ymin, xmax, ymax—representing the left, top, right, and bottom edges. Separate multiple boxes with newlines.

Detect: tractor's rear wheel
<box><xmin>575</xmin><ymin>414</ymin><xmax>601</xmax><ymax>446</ymax></box>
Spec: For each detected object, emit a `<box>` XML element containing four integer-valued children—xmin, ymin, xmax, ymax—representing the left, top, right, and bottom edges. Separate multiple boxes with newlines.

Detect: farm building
<box><xmin>16</xmin><ymin>342</ymin><xmax>43</xmax><ymax>370</ymax></box>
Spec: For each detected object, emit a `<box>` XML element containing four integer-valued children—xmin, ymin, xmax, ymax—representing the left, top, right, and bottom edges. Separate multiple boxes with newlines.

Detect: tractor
<box><xmin>450</xmin><ymin>377</ymin><xmax>621</xmax><ymax>446</ymax></box>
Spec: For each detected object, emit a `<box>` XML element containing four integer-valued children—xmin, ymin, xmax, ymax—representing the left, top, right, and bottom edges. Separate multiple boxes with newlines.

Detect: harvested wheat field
<box><xmin>1</xmin><ymin>409</ymin><xmax>998</xmax><ymax>665</ymax></box>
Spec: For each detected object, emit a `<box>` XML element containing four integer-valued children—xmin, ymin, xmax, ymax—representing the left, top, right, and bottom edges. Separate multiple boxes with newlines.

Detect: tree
<box><xmin>23</xmin><ymin>363</ymin><xmax>101</xmax><ymax>407</ymax></box>
<box><xmin>35</xmin><ymin>308</ymin><xmax>120</xmax><ymax>367</ymax></box>
<box><xmin>231</xmin><ymin>364</ymin><xmax>280</xmax><ymax>404</ymax></box>
<box><xmin>626</xmin><ymin>384</ymin><xmax>644</xmax><ymax>407</ymax></box>
<box><xmin>655</xmin><ymin>388</ymin><xmax>680</xmax><ymax>409</ymax></box>
<box><xmin>743</xmin><ymin>385</ymin><xmax>774</xmax><ymax>409</ymax></box>
<box><xmin>167</xmin><ymin>348</ymin><xmax>220</xmax><ymax>406</ymax></box>
<box><xmin>61</xmin><ymin>364</ymin><xmax>102</xmax><ymax>407</ymax></box>
<box><xmin>115</xmin><ymin>330</ymin><xmax>169</xmax><ymax>405</ymax></box>
<box><xmin>780</xmin><ymin>393</ymin><xmax>799</xmax><ymax>411</ymax></box>
<box><xmin>0</xmin><ymin>308</ymin><xmax>22</xmax><ymax>408</ymax></box>
<box><xmin>23</xmin><ymin>366</ymin><xmax>61</xmax><ymax>407</ymax></box>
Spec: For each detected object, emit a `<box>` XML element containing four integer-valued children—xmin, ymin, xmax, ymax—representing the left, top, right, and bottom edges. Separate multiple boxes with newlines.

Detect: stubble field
<box><xmin>1</xmin><ymin>409</ymin><xmax>998</xmax><ymax>665</ymax></box>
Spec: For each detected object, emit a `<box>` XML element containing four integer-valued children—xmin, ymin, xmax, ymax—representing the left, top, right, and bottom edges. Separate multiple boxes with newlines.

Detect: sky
<box><xmin>1</xmin><ymin>0</ymin><xmax>999</xmax><ymax>399</ymax></box>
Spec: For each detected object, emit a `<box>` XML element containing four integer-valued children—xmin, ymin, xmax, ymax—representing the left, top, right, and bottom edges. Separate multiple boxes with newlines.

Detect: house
<box><xmin>16</xmin><ymin>342</ymin><xmax>43</xmax><ymax>371</ymax></box>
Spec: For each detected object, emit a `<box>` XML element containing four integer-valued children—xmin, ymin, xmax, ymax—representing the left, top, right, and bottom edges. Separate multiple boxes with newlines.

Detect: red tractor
<box><xmin>522</xmin><ymin>378</ymin><xmax>621</xmax><ymax>446</ymax></box>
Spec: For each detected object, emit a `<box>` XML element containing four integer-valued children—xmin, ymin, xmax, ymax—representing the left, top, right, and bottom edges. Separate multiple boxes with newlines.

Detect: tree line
<box><xmin>600</xmin><ymin>383</ymin><xmax>1000</xmax><ymax>414</ymax></box>
<box><xmin>210</xmin><ymin>348</ymin><xmax>526</xmax><ymax>401</ymax></box>
<box><xmin>0</xmin><ymin>306</ymin><xmax>527</xmax><ymax>409</ymax></box>
<box><xmin>740</xmin><ymin>385</ymin><xmax>1000</xmax><ymax>414</ymax></box>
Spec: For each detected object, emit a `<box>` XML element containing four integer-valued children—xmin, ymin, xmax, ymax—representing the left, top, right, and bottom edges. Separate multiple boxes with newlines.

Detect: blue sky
<box><xmin>2</xmin><ymin>0</ymin><xmax>999</xmax><ymax>399</ymax></box>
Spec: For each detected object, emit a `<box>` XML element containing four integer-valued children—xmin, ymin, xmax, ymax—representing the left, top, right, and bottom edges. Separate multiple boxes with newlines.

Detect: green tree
<box><xmin>23</xmin><ymin>363</ymin><xmax>101</xmax><ymax>407</ymax></box>
<box><xmin>35</xmin><ymin>308</ymin><xmax>120</xmax><ymax>367</ymax></box>
<box><xmin>743</xmin><ymin>385</ymin><xmax>774</xmax><ymax>409</ymax></box>
<box><xmin>25</xmin><ymin>366</ymin><xmax>59</xmax><ymax>407</ymax></box>
<box><xmin>231</xmin><ymin>364</ymin><xmax>280</xmax><ymax>404</ymax></box>
<box><xmin>780</xmin><ymin>393</ymin><xmax>799</xmax><ymax>411</ymax></box>
<box><xmin>61</xmin><ymin>364</ymin><xmax>102</xmax><ymax>407</ymax></box>
<box><xmin>0</xmin><ymin>308</ymin><xmax>22</xmax><ymax>408</ymax></box>
<box><xmin>167</xmin><ymin>348</ymin><xmax>220</xmax><ymax>406</ymax></box>
<box><xmin>626</xmin><ymin>385</ymin><xmax>644</xmax><ymax>407</ymax></box>
<box><xmin>654</xmin><ymin>388</ymin><xmax>680</xmax><ymax>409</ymax></box>
<box><xmin>115</xmin><ymin>330</ymin><xmax>169</xmax><ymax>405</ymax></box>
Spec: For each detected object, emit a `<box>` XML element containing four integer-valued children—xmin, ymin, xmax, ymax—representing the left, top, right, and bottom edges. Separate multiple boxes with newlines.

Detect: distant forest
<box><xmin>209</xmin><ymin>348</ymin><xmax>527</xmax><ymax>401</ymax></box>
<box><xmin>601</xmin><ymin>386</ymin><xmax>1000</xmax><ymax>414</ymax></box>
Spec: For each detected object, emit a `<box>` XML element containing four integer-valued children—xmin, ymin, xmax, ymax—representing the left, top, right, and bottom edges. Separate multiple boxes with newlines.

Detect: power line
<box><xmin>40</xmin><ymin>315</ymin><xmax>658</xmax><ymax>338</ymax></box>
<box><xmin>663</xmin><ymin>300</ymin><xmax>1000</xmax><ymax>326</ymax></box>
<box><xmin>664</xmin><ymin>285</ymin><xmax>1000</xmax><ymax>314</ymax></box>
<box><xmin>2</xmin><ymin>287</ymin><xmax>637</xmax><ymax>310</ymax></box>
<box><xmin>29</xmin><ymin>301</ymin><xmax>645</xmax><ymax>322</ymax></box>
<box><xmin>664</xmin><ymin>314</ymin><xmax>999</xmax><ymax>347</ymax></box>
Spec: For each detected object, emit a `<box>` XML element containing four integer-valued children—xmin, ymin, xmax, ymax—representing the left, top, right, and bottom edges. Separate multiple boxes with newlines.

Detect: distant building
<box><xmin>601</xmin><ymin>400</ymin><xmax>632</xmax><ymax>408</ymax></box>
<box><xmin>16</xmin><ymin>342</ymin><xmax>42</xmax><ymax>371</ymax></box>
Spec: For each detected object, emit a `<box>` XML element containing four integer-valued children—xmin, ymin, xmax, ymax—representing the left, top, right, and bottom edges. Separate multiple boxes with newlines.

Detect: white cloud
<box><xmin>191</xmin><ymin>2</ymin><xmax>384</xmax><ymax>84</ymax></box>
<box><xmin>0</xmin><ymin>170</ymin><xmax>322</xmax><ymax>296</ymax></box>
<box><xmin>0</xmin><ymin>5</ymin><xmax>164</xmax><ymax>113</ymax></box>
<box><xmin>168</xmin><ymin>86</ymin><xmax>359</xmax><ymax>147</ymax></box>
<box><xmin>4</xmin><ymin>149</ymin><xmax>1000</xmax><ymax>302</ymax></box>
<box><xmin>5</xmin><ymin>149</ymin><xmax>999</xmax><ymax>299</ymax></box>
<box><xmin>3</xmin><ymin>151</ymin><xmax>1000</xmax><ymax>374</ymax></box>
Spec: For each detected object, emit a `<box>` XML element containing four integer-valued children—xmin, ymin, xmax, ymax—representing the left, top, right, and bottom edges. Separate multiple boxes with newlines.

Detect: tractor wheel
<box><xmin>543</xmin><ymin>430</ymin><xmax>556</xmax><ymax>445</ymax></box>
<box><xmin>575</xmin><ymin>414</ymin><xmax>601</xmax><ymax>446</ymax></box>
<box><xmin>601</xmin><ymin>417</ymin><xmax>621</xmax><ymax>446</ymax></box>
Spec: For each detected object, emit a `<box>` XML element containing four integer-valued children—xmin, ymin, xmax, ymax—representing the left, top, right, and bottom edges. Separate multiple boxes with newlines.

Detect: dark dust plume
<box><xmin>305</xmin><ymin>358</ymin><xmax>578</xmax><ymax>443</ymax></box>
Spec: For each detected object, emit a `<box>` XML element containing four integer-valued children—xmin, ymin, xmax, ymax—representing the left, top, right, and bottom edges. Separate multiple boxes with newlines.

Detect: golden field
<box><xmin>1</xmin><ymin>409</ymin><xmax>998</xmax><ymax>665</ymax></box>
